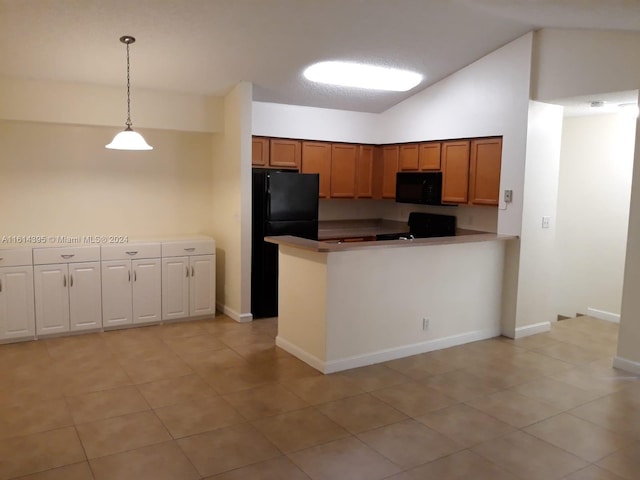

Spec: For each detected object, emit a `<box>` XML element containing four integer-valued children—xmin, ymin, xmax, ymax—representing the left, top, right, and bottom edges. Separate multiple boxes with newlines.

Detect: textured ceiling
<box><xmin>0</xmin><ymin>0</ymin><xmax>639</xmax><ymax>113</ymax></box>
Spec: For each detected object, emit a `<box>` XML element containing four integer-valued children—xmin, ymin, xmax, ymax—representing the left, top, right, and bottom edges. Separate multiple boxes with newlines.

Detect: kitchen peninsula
<box><xmin>267</xmin><ymin>229</ymin><xmax>516</xmax><ymax>373</ymax></box>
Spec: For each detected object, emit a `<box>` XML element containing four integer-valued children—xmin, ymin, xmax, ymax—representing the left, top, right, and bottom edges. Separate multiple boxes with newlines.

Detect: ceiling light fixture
<box><xmin>106</xmin><ymin>35</ymin><xmax>153</xmax><ymax>151</ymax></box>
<box><xmin>303</xmin><ymin>61</ymin><xmax>422</xmax><ymax>92</ymax></box>
<box><xmin>589</xmin><ymin>100</ymin><xmax>605</xmax><ymax>108</ymax></box>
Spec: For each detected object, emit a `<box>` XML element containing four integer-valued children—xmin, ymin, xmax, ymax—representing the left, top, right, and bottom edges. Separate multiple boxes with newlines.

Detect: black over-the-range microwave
<box><xmin>395</xmin><ymin>171</ymin><xmax>446</xmax><ymax>206</ymax></box>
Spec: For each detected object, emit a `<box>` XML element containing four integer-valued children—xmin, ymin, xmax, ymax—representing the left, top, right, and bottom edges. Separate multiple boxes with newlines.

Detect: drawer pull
<box><xmin>61</xmin><ymin>254</ymin><xmax>75</xmax><ymax>259</ymax></box>
<box><xmin>184</xmin><ymin>248</ymin><xmax>195</xmax><ymax>252</ymax></box>
<box><xmin>70</xmin><ymin>275</ymin><xmax>74</xmax><ymax>287</ymax></box>
<box><xmin>63</xmin><ymin>274</ymin><xmax>67</xmax><ymax>287</ymax></box>
<box><xmin>186</xmin><ymin>266</ymin><xmax>189</xmax><ymax>277</ymax></box>
<box><xmin>191</xmin><ymin>266</ymin><xmax>195</xmax><ymax>277</ymax></box>
<box><xmin>128</xmin><ymin>270</ymin><xmax>131</xmax><ymax>282</ymax></box>
<box><xmin>126</xmin><ymin>251</ymin><xmax>138</xmax><ymax>256</ymax></box>
<box><xmin>134</xmin><ymin>270</ymin><xmax>137</xmax><ymax>282</ymax></box>
<box><xmin>0</xmin><ymin>279</ymin><xmax>2</xmax><ymax>292</ymax></box>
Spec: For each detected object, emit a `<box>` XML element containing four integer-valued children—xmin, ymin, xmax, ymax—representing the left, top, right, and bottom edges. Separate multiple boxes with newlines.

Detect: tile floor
<box><xmin>0</xmin><ymin>315</ymin><xmax>638</xmax><ymax>479</ymax></box>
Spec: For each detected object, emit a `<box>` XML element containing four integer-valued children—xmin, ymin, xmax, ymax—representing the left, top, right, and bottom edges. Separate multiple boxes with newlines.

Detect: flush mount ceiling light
<box><xmin>106</xmin><ymin>35</ymin><xmax>153</xmax><ymax>151</ymax></box>
<box><xmin>589</xmin><ymin>100</ymin><xmax>606</xmax><ymax>108</ymax></box>
<box><xmin>303</xmin><ymin>61</ymin><xmax>422</xmax><ymax>92</ymax></box>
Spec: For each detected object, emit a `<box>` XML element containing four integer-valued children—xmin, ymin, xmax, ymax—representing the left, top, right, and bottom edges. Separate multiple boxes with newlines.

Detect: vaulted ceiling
<box><xmin>1</xmin><ymin>0</ymin><xmax>639</xmax><ymax>113</ymax></box>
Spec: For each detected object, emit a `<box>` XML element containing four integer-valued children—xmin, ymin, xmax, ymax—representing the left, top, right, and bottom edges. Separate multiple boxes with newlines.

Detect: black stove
<box><xmin>375</xmin><ymin>212</ymin><xmax>456</xmax><ymax>241</ymax></box>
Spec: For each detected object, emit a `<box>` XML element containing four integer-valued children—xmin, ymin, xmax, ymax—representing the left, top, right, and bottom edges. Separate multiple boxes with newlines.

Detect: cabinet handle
<box><xmin>191</xmin><ymin>266</ymin><xmax>195</xmax><ymax>277</ymax></box>
<box><xmin>186</xmin><ymin>266</ymin><xmax>189</xmax><ymax>277</ymax></box>
<box><xmin>184</xmin><ymin>248</ymin><xmax>195</xmax><ymax>252</ymax></box>
<box><xmin>0</xmin><ymin>258</ymin><xmax>3</xmax><ymax>261</ymax></box>
<box><xmin>134</xmin><ymin>270</ymin><xmax>137</xmax><ymax>282</ymax></box>
<box><xmin>61</xmin><ymin>254</ymin><xmax>75</xmax><ymax>259</ymax></box>
<box><xmin>70</xmin><ymin>274</ymin><xmax>73</xmax><ymax>287</ymax></box>
<box><xmin>128</xmin><ymin>270</ymin><xmax>131</xmax><ymax>282</ymax></box>
<box><xmin>126</xmin><ymin>251</ymin><xmax>138</xmax><ymax>256</ymax></box>
<box><xmin>0</xmin><ymin>279</ymin><xmax>2</xmax><ymax>292</ymax></box>
<box><xmin>63</xmin><ymin>274</ymin><xmax>67</xmax><ymax>287</ymax></box>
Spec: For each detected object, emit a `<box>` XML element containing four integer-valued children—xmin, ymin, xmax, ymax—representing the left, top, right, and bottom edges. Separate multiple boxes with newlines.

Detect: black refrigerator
<box><xmin>251</xmin><ymin>169</ymin><xmax>319</xmax><ymax>318</ymax></box>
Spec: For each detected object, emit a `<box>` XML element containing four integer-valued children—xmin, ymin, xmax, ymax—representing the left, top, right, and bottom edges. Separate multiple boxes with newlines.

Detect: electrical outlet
<box><xmin>422</xmin><ymin>318</ymin><xmax>430</xmax><ymax>330</ymax></box>
<box><xmin>504</xmin><ymin>189</ymin><xmax>513</xmax><ymax>203</ymax></box>
<box><xmin>542</xmin><ymin>216</ymin><xmax>551</xmax><ymax>229</ymax></box>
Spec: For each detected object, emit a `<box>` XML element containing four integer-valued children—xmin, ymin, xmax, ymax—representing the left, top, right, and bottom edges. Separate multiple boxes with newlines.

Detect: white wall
<box><xmin>211</xmin><ymin>83</ymin><xmax>253</xmax><ymax>322</ymax></box>
<box><xmin>533</xmin><ymin>29</ymin><xmax>640</xmax><ymax>103</ymax></box>
<box><xmin>511</xmin><ymin>101</ymin><xmax>563</xmax><ymax>336</ymax></box>
<box><xmin>252</xmin><ymin>101</ymin><xmax>379</xmax><ymax>144</ymax></box>
<box><xmin>553</xmin><ymin>113</ymin><xmax>635</xmax><ymax>320</ymax></box>
<box><xmin>0</xmin><ymin>76</ymin><xmax>224</xmax><ymax>133</ymax></box>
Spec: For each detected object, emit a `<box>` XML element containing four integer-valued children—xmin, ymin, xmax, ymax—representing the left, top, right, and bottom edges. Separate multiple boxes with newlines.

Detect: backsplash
<box><xmin>318</xmin><ymin>199</ymin><xmax>498</xmax><ymax>232</ymax></box>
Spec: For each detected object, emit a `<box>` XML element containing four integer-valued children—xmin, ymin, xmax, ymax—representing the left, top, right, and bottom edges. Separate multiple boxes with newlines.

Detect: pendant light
<box><xmin>106</xmin><ymin>35</ymin><xmax>153</xmax><ymax>150</ymax></box>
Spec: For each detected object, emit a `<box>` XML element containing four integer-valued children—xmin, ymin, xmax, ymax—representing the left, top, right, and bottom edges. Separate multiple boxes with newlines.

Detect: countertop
<box><xmin>268</xmin><ymin>218</ymin><xmax>517</xmax><ymax>252</ymax></box>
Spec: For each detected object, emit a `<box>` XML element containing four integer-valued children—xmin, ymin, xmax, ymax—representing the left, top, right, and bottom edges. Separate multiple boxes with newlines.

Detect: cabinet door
<box><xmin>419</xmin><ymin>142</ymin><xmax>441</xmax><ymax>170</ymax></box>
<box><xmin>162</xmin><ymin>257</ymin><xmax>190</xmax><ymax>320</ymax></box>
<box><xmin>441</xmin><ymin>140</ymin><xmax>471</xmax><ymax>204</ymax></box>
<box><xmin>270</xmin><ymin>138</ymin><xmax>301</xmax><ymax>169</ymax></box>
<box><xmin>330</xmin><ymin>143</ymin><xmax>357</xmax><ymax>198</ymax></box>
<box><xmin>34</xmin><ymin>264</ymin><xmax>69</xmax><ymax>335</ymax></box>
<box><xmin>301</xmin><ymin>141</ymin><xmax>331</xmax><ymax>198</ymax></box>
<box><xmin>132</xmin><ymin>258</ymin><xmax>161</xmax><ymax>325</ymax></box>
<box><xmin>469</xmin><ymin>137</ymin><xmax>502</xmax><ymax>206</ymax></box>
<box><xmin>189</xmin><ymin>255</ymin><xmax>216</xmax><ymax>317</ymax></box>
<box><xmin>356</xmin><ymin>145</ymin><xmax>374</xmax><ymax>198</ymax></box>
<box><xmin>381</xmin><ymin>145</ymin><xmax>399</xmax><ymax>199</ymax></box>
<box><xmin>101</xmin><ymin>260</ymin><xmax>133</xmax><ymax>328</ymax></box>
<box><xmin>399</xmin><ymin>144</ymin><xmax>420</xmax><ymax>171</ymax></box>
<box><xmin>252</xmin><ymin>137</ymin><xmax>269</xmax><ymax>167</ymax></box>
<box><xmin>0</xmin><ymin>266</ymin><xmax>35</xmax><ymax>340</ymax></box>
<box><xmin>69</xmin><ymin>262</ymin><xmax>102</xmax><ymax>332</ymax></box>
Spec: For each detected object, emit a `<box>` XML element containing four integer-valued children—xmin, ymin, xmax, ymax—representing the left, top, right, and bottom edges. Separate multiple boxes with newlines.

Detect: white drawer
<box><xmin>33</xmin><ymin>246</ymin><xmax>100</xmax><ymax>265</ymax></box>
<box><xmin>0</xmin><ymin>248</ymin><xmax>33</xmax><ymax>267</ymax></box>
<box><xmin>101</xmin><ymin>243</ymin><xmax>161</xmax><ymax>261</ymax></box>
<box><xmin>161</xmin><ymin>239</ymin><xmax>215</xmax><ymax>257</ymax></box>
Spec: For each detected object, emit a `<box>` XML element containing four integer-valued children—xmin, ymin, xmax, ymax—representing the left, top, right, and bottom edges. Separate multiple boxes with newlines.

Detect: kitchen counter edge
<box><xmin>265</xmin><ymin>232</ymin><xmax>518</xmax><ymax>253</ymax></box>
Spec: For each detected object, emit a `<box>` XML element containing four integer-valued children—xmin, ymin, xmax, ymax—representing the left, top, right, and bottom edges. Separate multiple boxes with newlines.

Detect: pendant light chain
<box><xmin>125</xmin><ymin>40</ymin><xmax>132</xmax><ymax>130</ymax></box>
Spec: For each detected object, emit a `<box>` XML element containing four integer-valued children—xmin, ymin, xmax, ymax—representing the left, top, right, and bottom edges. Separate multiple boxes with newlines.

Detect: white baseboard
<box><xmin>216</xmin><ymin>303</ymin><xmax>253</xmax><ymax>323</ymax></box>
<box><xmin>514</xmin><ymin>322</ymin><xmax>551</xmax><ymax>339</ymax></box>
<box><xmin>277</xmin><ymin>327</ymin><xmax>501</xmax><ymax>374</ymax></box>
<box><xmin>587</xmin><ymin>308</ymin><xmax>620</xmax><ymax>324</ymax></box>
<box><xmin>613</xmin><ymin>356</ymin><xmax>640</xmax><ymax>376</ymax></box>
<box><xmin>275</xmin><ymin>336</ymin><xmax>326</xmax><ymax>373</ymax></box>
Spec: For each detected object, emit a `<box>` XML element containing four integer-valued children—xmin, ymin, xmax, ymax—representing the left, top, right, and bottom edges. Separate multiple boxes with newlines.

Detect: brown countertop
<box><xmin>266</xmin><ymin>232</ymin><xmax>517</xmax><ymax>253</ymax></box>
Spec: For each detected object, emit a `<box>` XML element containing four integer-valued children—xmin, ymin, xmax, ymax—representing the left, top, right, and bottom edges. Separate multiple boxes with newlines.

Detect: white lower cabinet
<box><xmin>33</xmin><ymin>246</ymin><xmax>102</xmax><ymax>335</ymax></box>
<box><xmin>161</xmin><ymin>239</ymin><xmax>216</xmax><ymax>321</ymax></box>
<box><xmin>0</xmin><ymin>260</ymin><xmax>36</xmax><ymax>341</ymax></box>
<box><xmin>34</xmin><ymin>262</ymin><xmax>102</xmax><ymax>335</ymax></box>
<box><xmin>102</xmin><ymin>258</ymin><xmax>161</xmax><ymax>327</ymax></box>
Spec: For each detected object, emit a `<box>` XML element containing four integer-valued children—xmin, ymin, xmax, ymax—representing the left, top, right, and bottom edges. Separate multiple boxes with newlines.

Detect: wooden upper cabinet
<box><xmin>399</xmin><ymin>144</ymin><xmax>420</xmax><ymax>171</ymax></box>
<box><xmin>356</xmin><ymin>145</ymin><xmax>374</xmax><ymax>198</ymax></box>
<box><xmin>381</xmin><ymin>145</ymin><xmax>399</xmax><ymax>199</ymax></box>
<box><xmin>252</xmin><ymin>137</ymin><xmax>269</xmax><ymax>167</ymax></box>
<box><xmin>441</xmin><ymin>140</ymin><xmax>471</xmax><ymax>204</ymax></box>
<box><xmin>269</xmin><ymin>138</ymin><xmax>301</xmax><ymax>169</ymax></box>
<box><xmin>301</xmin><ymin>141</ymin><xmax>331</xmax><ymax>198</ymax></box>
<box><xmin>330</xmin><ymin>143</ymin><xmax>358</xmax><ymax>198</ymax></box>
<box><xmin>469</xmin><ymin>137</ymin><xmax>502</xmax><ymax>206</ymax></box>
<box><xmin>419</xmin><ymin>142</ymin><xmax>441</xmax><ymax>171</ymax></box>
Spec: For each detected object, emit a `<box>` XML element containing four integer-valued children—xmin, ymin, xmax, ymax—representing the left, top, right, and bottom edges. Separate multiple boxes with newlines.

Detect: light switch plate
<box><xmin>542</xmin><ymin>216</ymin><xmax>551</xmax><ymax>228</ymax></box>
<box><xmin>504</xmin><ymin>189</ymin><xmax>513</xmax><ymax>203</ymax></box>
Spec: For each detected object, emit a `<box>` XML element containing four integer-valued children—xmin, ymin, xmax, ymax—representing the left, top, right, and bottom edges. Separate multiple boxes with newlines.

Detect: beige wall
<box><xmin>211</xmin><ymin>83</ymin><xmax>253</xmax><ymax>321</ymax></box>
<box><xmin>0</xmin><ymin>77</ymin><xmax>224</xmax><ymax>133</ymax></box>
<box><xmin>0</xmin><ymin>120</ymin><xmax>213</xmax><ymax>239</ymax></box>
<box><xmin>553</xmin><ymin>114</ymin><xmax>635</xmax><ymax>320</ymax></box>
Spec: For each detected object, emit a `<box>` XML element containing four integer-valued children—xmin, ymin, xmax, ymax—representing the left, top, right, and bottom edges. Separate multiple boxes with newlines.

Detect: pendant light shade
<box><xmin>106</xmin><ymin>35</ymin><xmax>153</xmax><ymax>151</ymax></box>
<box><xmin>106</xmin><ymin>127</ymin><xmax>153</xmax><ymax>150</ymax></box>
